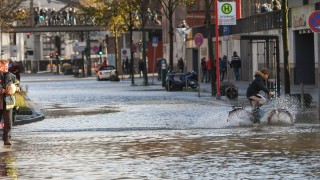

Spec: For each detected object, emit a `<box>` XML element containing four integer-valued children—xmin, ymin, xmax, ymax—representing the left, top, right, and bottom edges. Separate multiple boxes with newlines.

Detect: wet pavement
<box><xmin>0</xmin><ymin>74</ymin><xmax>319</xmax><ymax>179</ymax></box>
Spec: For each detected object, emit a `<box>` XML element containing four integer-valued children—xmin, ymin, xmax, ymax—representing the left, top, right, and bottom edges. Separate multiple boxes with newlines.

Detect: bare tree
<box><xmin>0</xmin><ymin>0</ymin><xmax>28</xmax><ymax>31</ymax></box>
<box><xmin>159</xmin><ymin>0</ymin><xmax>195</xmax><ymax>69</ymax></box>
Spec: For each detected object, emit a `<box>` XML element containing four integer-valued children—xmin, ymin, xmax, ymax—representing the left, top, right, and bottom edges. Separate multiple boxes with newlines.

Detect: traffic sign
<box><xmin>152</xmin><ymin>37</ymin><xmax>158</xmax><ymax>47</ymax></box>
<box><xmin>131</xmin><ymin>44</ymin><xmax>138</xmax><ymax>52</ymax></box>
<box><xmin>218</xmin><ymin>2</ymin><xmax>236</xmax><ymax>25</ymax></box>
<box><xmin>308</xmin><ymin>11</ymin><xmax>320</xmax><ymax>33</ymax></box>
<box><xmin>92</xmin><ymin>45</ymin><xmax>99</xmax><ymax>53</ymax></box>
<box><xmin>73</xmin><ymin>42</ymin><xmax>86</xmax><ymax>52</ymax></box>
<box><xmin>194</xmin><ymin>33</ymin><xmax>204</xmax><ymax>47</ymax></box>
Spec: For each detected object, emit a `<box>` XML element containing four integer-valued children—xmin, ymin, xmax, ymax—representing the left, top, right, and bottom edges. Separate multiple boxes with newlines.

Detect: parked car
<box><xmin>96</xmin><ymin>65</ymin><xmax>116</xmax><ymax>81</ymax></box>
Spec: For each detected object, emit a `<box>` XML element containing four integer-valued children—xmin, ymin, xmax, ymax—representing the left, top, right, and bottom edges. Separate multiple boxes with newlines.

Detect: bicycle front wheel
<box><xmin>267</xmin><ymin>109</ymin><xmax>294</xmax><ymax>125</ymax></box>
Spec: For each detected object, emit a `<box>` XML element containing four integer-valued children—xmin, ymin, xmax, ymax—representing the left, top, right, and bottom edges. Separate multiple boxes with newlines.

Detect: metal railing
<box><xmin>231</xmin><ymin>10</ymin><xmax>290</xmax><ymax>35</ymax></box>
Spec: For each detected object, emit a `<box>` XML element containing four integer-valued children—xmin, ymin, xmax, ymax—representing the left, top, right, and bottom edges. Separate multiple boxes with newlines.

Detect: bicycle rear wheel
<box><xmin>228</xmin><ymin>107</ymin><xmax>251</xmax><ymax>122</ymax></box>
<box><xmin>267</xmin><ymin>109</ymin><xmax>294</xmax><ymax>125</ymax></box>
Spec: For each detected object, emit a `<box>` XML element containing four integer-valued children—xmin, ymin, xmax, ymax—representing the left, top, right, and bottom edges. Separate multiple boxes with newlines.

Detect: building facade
<box><xmin>162</xmin><ymin>0</ymin><xmax>320</xmax><ymax>87</ymax></box>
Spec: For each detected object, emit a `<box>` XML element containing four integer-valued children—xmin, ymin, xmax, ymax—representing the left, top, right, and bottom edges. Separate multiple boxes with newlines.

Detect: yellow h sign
<box><xmin>221</xmin><ymin>3</ymin><xmax>232</xmax><ymax>14</ymax></box>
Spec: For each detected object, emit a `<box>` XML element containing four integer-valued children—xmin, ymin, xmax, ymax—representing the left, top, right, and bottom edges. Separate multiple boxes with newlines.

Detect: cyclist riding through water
<box><xmin>246</xmin><ymin>68</ymin><xmax>274</xmax><ymax>123</ymax></box>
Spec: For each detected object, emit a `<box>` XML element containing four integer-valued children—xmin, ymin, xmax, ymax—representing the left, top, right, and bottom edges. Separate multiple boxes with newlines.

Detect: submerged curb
<box><xmin>14</xmin><ymin>108</ymin><xmax>45</xmax><ymax>126</ymax></box>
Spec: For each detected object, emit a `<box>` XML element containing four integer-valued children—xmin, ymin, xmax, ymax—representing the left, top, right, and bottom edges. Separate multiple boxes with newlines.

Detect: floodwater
<box><xmin>1</xmin><ymin>74</ymin><xmax>320</xmax><ymax>179</ymax></box>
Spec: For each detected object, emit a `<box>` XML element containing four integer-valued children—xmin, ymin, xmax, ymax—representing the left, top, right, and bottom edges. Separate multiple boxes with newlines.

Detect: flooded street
<box><xmin>1</xmin><ymin>74</ymin><xmax>320</xmax><ymax>179</ymax></box>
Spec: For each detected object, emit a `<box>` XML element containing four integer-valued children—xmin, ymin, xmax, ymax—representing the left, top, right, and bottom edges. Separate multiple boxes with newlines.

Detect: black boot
<box><xmin>4</xmin><ymin>140</ymin><xmax>12</xmax><ymax>145</ymax></box>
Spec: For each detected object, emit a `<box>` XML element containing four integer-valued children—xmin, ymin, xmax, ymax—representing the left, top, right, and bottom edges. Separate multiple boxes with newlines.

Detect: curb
<box><xmin>13</xmin><ymin>109</ymin><xmax>45</xmax><ymax>126</ymax></box>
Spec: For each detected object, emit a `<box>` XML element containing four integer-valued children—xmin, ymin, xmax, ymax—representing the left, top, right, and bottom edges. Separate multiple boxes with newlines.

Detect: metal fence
<box><xmin>231</xmin><ymin>10</ymin><xmax>291</xmax><ymax>35</ymax></box>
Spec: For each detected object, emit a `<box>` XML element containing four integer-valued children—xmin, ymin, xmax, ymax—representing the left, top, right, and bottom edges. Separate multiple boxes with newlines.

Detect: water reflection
<box><xmin>0</xmin><ymin>150</ymin><xmax>18</xmax><ymax>180</ymax></box>
<box><xmin>9</xmin><ymin>126</ymin><xmax>320</xmax><ymax>179</ymax></box>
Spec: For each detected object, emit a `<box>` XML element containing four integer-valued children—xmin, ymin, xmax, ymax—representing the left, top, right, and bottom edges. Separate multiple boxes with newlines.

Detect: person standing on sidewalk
<box><xmin>206</xmin><ymin>57</ymin><xmax>211</xmax><ymax>83</ymax></box>
<box><xmin>201</xmin><ymin>57</ymin><xmax>207</xmax><ymax>83</ymax></box>
<box><xmin>0</xmin><ymin>59</ymin><xmax>19</xmax><ymax>145</ymax></box>
<box><xmin>220</xmin><ymin>56</ymin><xmax>228</xmax><ymax>81</ymax></box>
<box><xmin>230</xmin><ymin>51</ymin><xmax>241</xmax><ymax>81</ymax></box>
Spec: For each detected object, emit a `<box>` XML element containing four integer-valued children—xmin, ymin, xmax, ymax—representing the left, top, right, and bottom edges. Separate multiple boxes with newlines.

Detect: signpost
<box><xmin>152</xmin><ymin>37</ymin><xmax>158</xmax><ymax>84</ymax></box>
<box><xmin>194</xmin><ymin>33</ymin><xmax>204</xmax><ymax>97</ymax></box>
<box><xmin>218</xmin><ymin>2</ymin><xmax>236</xmax><ymax>26</ymax></box>
<box><xmin>308</xmin><ymin>11</ymin><xmax>320</xmax><ymax>33</ymax></box>
<box><xmin>216</xmin><ymin>1</ymin><xmax>237</xmax><ymax>99</ymax></box>
<box><xmin>131</xmin><ymin>44</ymin><xmax>138</xmax><ymax>53</ymax></box>
<box><xmin>309</xmin><ymin>11</ymin><xmax>320</xmax><ymax>119</ymax></box>
<box><xmin>92</xmin><ymin>45</ymin><xmax>99</xmax><ymax>53</ymax></box>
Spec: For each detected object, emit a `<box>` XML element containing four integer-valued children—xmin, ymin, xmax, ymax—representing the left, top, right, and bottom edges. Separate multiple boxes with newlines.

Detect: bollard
<box><xmin>301</xmin><ymin>83</ymin><xmax>305</xmax><ymax>110</ymax></box>
<box><xmin>161</xmin><ymin>59</ymin><xmax>167</xmax><ymax>87</ymax></box>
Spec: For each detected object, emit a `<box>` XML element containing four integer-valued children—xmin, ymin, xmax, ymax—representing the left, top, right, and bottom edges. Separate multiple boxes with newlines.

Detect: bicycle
<box><xmin>227</xmin><ymin>94</ymin><xmax>294</xmax><ymax>126</ymax></box>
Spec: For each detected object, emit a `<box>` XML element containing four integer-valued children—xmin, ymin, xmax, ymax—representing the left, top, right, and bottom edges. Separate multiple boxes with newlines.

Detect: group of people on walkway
<box><xmin>201</xmin><ymin>51</ymin><xmax>242</xmax><ymax>82</ymax></box>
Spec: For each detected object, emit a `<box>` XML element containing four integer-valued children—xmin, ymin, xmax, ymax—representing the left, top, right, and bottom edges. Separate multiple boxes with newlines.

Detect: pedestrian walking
<box><xmin>138</xmin><ymin>60</ymin><xmax>144</xmax><ymax>78</ymax></box>
<box><xmin>220</xmin><ymin>55</ymin><xmax>228</xmax><ymax>81</ymax></box>
<box><xmin>0</xmin><ymin>59</ymin><xmax>20</xmax><ymax>145</ymax></box>
<box><xmin>230</xmin><ymin>51</ymin><xmax>241</xmax><ymax>81</ymax></box>
<box><xmin>201</xmin><ymin>57</ymin><xmax>207</xmax><ymax>83</ymax></box>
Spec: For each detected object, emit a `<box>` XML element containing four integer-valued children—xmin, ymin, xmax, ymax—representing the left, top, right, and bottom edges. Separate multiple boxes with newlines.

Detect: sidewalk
<box><xmin>122</xmin><ymin>74</ymin><xmax>318</xmax><ymax>103</ymax></box>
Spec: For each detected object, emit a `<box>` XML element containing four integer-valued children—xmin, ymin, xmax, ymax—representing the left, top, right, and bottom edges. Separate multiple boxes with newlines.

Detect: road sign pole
<box><xmin>198</xmin><ymin>46</ymin><xmax>201</xmax><ymax>97</ymax></box>
<box><xmin>216</xmin><ymin>0</ymin><xmax>221</xmax><ymax>100</ymax></box>
<box><xmin>152</xmin><ymin>37</ymin><xmax>158</xmax><ymax>85</ymax></box>
<box><xmin>152</xmin><ymin>46</ymin><xmax>156</xmax><ymax>84</ymax></box>
<box><xmin>318</xmin><ymin>33</ymin><xmax>320</xmax><ymax>119</ymax></box>
<box><xmin>194</xmin><ymin>33</ymin><xmax>204</xmax><ymax>97</ymax></box>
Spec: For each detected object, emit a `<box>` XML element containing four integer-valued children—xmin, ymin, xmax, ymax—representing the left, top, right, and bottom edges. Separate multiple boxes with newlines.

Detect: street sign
<box><xmin>194</xmin><ymin>33</ymin><xmax>204</xmax><ymax>47</ymax></box>
<box><xmin>131</xmin><ymin>44</ymin><xmax>138</xmax><ymax>52</ymax></box>
<box><xmin>92</xmin><ymin>45</ymin><xmax>99</xmax><ymax>53</ymax></box>
<box><xmin>218</xmin><ymin>2</ymin><xmax>236</xmax><ymax>25</ymax></box>
<box><xmin>72</xmin><ymin>54</ymin><xmax>81</xmax><ymax>59</ymax></box>
<box><xmin>223</xmin><ymin>25</ymin><xmax>230</xmax><ymax>41</ymax></box>
<box><xmin>308</xmin><ymin>11</ymin><xmax>320</xmax><ymax>33</ymax></box>
<box><xmin>73</xmin><ymin>42</ymin><xmax>86</xmax><ymax>52</ymax></box>
<box><xmin>152</xmin><ymin>37</ymin><xmax>158</xmax><ymax>47</ymax></box>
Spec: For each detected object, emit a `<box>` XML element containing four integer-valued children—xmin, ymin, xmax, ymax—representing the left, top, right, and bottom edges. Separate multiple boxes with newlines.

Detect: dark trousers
<box><xmin>1</xmin><ymin>109</ymin><xmax>13</xmax><ymax>141</ymax></box>
<box><xmin>220</xmin><ymin>70</ymin><xmax>226</xmax><ymax>81</ymax></box>
<box><xmin>201</xmin><ymin>69</ymin><xmax>207</xmax><ymax>82</ymax></box>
